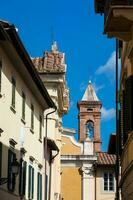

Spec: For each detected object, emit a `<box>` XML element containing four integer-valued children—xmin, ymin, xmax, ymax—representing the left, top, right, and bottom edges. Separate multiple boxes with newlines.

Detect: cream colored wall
<box><xmin>61</xmin><ymin>167</ymin><xmax>81</xmax><ymax>200</ymax></box>
<box><xmin>61</xmin><ymin>135</ymin><xmax>81</xmax><ymax>155</ymax></box>
<box><xmin>0</xmin><ymin>46</ymin><xmax>45</xmax><ymax>199</ymax></box>
<box><xmin>96</xmin><ymin>168</ymin><xmax>116</xmax><ymax>200</ymax></box>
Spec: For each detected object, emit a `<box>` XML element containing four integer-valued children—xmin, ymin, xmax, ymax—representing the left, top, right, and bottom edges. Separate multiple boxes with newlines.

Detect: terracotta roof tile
<box><xmin>97</xmin><ymin>152</ymin><xmax>116</xmax><ymax>165</ymax></box>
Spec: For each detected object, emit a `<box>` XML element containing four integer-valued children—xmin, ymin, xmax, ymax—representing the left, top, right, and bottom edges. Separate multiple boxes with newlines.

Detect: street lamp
<box><xmin>0</xmin><ymin>158</ymin><xmax>20</xmax><ymax>185</ymax></box>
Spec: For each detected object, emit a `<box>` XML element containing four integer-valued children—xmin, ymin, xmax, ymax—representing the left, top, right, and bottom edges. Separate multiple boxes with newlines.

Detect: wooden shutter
<box><xmin>28</xmin><ymin>165</ymin><xmax>31</xmax><ymax>198</ymax></box>
<box><xmin>125</xmin><ymin>75</ymin><xmax>133</xmax><ymax>134</ymax></box>
<box><xmin>7</xmin><ymin>150</ymin><xmax>16</xmax><ymax>191</ymax></box>
<box><xmin>40</xmin><ymin>174</ymin><xmax>42</xmax><ymax>200</ymax></box>
<box><xmin>23</xmin><ymin>161</ymin><xmax>27</xmax><ymax>196</ymax></box>
<box><xmin>37</xmin><ymin>173</ymin><xmax>40</xmax><ymax>200</ymax></box>
<box><xmin>32</xmin><ymin>167</ymin><xmax>34</xmax><ymax>199</ymax></box>
<box><xmin>0</xmin><ymin>142</ymin><xmax>2</xmax><ymax>178</ymax></box>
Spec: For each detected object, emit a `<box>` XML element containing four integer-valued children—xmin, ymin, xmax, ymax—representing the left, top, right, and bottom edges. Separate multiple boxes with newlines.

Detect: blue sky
<box><xmin>0</xmin><ymin>0</ymin><xmax>116</xmax><ymax>151</ymax></box>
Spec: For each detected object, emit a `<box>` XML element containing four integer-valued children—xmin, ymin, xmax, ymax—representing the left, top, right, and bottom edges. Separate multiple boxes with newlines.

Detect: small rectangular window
<box><xmin>0</xmin><ymin>60</ymin><xmax>2</xmax><ymax>94</ymax></box>
<box><xmin>11</xmin><ymin>77</ymin><xmax>16</xmax><ymax>108</ymax></box>
<box><xmin>39</xmin><ymin>116</ymin><xmax>42</xmax><ymax>140</ymax></box>
<box><xmin>31</xmin><ymin>104</ymin><xmax>34</xmax><ymax>131</ymax></box>
<box><xmin>103</xmin><ymin>172</ymin><xmax>114</xmax><ymax>192</ymax></box>
<box><xmin>22</xmin><ymin>92</ymin><xmax>26</xmax><ymax>120</ymax></box>
<box><xmin>28</xmin><ymin>165</ymin><xmax>34</xmax><ymax>199</ymax></box>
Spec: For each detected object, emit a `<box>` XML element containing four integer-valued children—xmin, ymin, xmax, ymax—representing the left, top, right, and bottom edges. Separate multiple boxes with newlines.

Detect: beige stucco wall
<box><xmin>96</xmin><ymin>168</ymin><xmax>116</xmax><ymax>200</ymax></box>
<box><xmin>0</xmin><ymin>46</ymin><xmax>45</xmax><ymax>199</ymax></box>
<box><xmin>61</xmin><ymin>135</ymin><xmax>81</xmax><ymax>155</ymax></box>
<box><xmin>61</xmin><ymin>167</ymin><xmax>81</xmax><ymax>200</ymax></box>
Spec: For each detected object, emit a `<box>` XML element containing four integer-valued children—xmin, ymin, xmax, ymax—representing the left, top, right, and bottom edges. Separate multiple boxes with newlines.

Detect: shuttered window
<box><xmin>28</xmin><ymin>165</ymin><xmax>34</xmax><ymax>199</ymax></box>
<box><xmin>7</xmin><ymin>149</ymin><xmax>16</xmax><ymax>191</ymax></box>
<box><xmin>0</xmin><ymin>142</ymin><xmax>2</xmax><ymax>178</ymax></box>
<box><xmin>22</xmin><ymin>92</ymin><xmax>26</xmax><ymax>120</ymax></box>
<box><xmin>19</xmin><ymin>160</ymin><xmax>27</xmax><ymax>196</ymax></box>
<box><xmin>39</xmin><ymin>116</ymin><xmax>42</xmax><ymax>140</ymax></box>
<box><xmin>37</xmin><ymin>172</ymin><xmax>42</xmax><ymax>200</ymax></box>
<box><xmin>124</xmin><ymin>75</ymin><xmax>133</xmax><ymax>140</ymax></box>
<box><xmin>11</xmin><ymin>77</ymin><xmax>16</xmax><ymax>108</ymax></box>
<box><xmin>31</xmin><ymin>104</ymin><xmax>34</xmax><ymax>131</ymax></box>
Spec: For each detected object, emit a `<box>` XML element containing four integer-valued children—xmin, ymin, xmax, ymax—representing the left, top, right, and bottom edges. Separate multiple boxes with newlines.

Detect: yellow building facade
<box><xmin>61</xmin><ymin>83</ymin><xmax>116</xmax><ymax>200</ymax></box>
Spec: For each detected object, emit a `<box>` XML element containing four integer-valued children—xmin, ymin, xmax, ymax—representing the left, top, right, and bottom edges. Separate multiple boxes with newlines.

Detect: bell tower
<box><xmin>77</xmin><ymin>81</ymin><xmax>102</xmax><ymax>153</ymax></box>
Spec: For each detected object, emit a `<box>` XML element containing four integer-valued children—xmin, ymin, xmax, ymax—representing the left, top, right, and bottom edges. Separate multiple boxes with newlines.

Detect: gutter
<box><xmin>44</xmin><ymin>107</ymin><xmax>57</xmax><ymax>200</ymax></box>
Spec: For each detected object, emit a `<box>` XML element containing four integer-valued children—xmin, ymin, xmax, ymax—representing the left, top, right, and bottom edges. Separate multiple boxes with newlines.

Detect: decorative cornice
<box><xmin>9</xmin><ymin>138</ymin><xmax>17</xmax><ymax>148</ymax></box>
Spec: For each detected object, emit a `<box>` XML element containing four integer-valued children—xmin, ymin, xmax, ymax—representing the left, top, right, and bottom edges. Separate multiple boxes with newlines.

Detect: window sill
<box><xmin>30</xmin><ymin>128</ymin><xmax>34</xmax><ymax>134</ymax></box>
<box><xmin>21</xmin><ymin>118</ymin><xmax>26</xmax><ymax>125</ymax></box>
<box><xmin>38</xmin><ymin>138</ymin><xmax>42</xmax><ymax>143</ymax></box>
<box><xmin>10</xmin><ymin>106</ymin><xmax>16</xmax><ymax>114</ymax></box>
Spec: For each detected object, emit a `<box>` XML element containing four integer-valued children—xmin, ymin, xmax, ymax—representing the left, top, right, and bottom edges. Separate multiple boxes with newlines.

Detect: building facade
<box><xmin>32</xmin><ymin>42</ymin><xmax>69</xmax><ymax>200</ymax></box>
<box><xmin>94</xmin><ymin>1</ymin><xmax>133</xmax><ymax>199</ymax></box>
<box><xmin>61</xmin><ymin>82</ymin><xmax>116</xmax><ymax>200</ymax></box>
<box><xmin>0</xmin><ymin>20</ymin><xmax>55</xmax><ymax>200</ymax></box>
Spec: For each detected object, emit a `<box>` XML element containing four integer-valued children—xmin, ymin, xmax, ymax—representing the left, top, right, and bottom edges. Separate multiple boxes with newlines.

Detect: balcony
<box><xmin>95</xmin><ymin>0</ymin><xmax>133</xmax><ymax>41</ymax></box>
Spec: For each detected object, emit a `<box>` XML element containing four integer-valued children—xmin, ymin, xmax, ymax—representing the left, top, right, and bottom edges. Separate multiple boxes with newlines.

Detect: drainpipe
<box><xmin>116</xmin><ymin>39</ymin><xmax>119</xmax><ymax>200</ymax></box>
<box><xmin>44</xmin><ymin>107</ymin><xmax>57</xmax><ymax>200</ymax></box>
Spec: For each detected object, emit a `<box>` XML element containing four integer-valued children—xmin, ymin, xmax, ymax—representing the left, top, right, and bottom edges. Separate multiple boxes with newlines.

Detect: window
<box><xmin>19</xmin><ymin>160</ymin><xmax>27</xmax><ymax>196</ymax></box>
<box><xmin>0</xmin><ymin>60</ymin><xmax>2</xmax><ymax>94</ymax></box>
<box><xmin>30</xmin><ymin>104</ymin><xmax>34</xmax><ymax>131</ymax></box>
<box><xmin>103</xmin><ymin>172</ymin><xmax>114</xmax><ymax>192</ymax></box>
<box><xmin>7</xmin><ymin>149</ymin><xmax>16</xmax><ymax>191</ymax></box>
<box><xmin>0</xmin><ymin>142</ymin><xmax>2</xmax><ymax>178</ymax></box>
<box><xmin>11</xmin><ymin>77</ymin><xmax>16</xmax><ymax>108</ymax></box>
<box><xmin>39</xmin><ymin>116</ymin><xmax>42</xmax><ymax>140</ymax></box>
<box><xmin>37</xmin><ymin>172</ymin><xmax>42</xmax><ymax>200</ymax></box>
<box><xmin>86</xmin><ymin>121</ymin><xmax>94</xmax><ymax>139</ymax></box>
<box><xmin>22</xmin><ymin>92</ymin><xmax>26</xmax><ymax>121</ymax></box>
<box><xmin>28</xmin><ymin>165</ymin><xmax>34</xmax><ymax>199</ymax></box>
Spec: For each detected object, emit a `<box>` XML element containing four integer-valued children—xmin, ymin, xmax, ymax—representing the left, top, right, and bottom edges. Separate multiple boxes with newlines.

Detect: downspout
<box><xmin>116</xmin><ymin>39</ymin><xmax>119</xmax><ymax>200</ymax></box>
<box><xmin>44</xmin><ymin>106</ymin><xmax>57</xmax><ymax>200</ymax></box>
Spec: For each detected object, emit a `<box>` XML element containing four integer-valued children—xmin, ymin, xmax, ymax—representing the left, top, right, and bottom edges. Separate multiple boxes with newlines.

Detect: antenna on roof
<box><xmin>50</xmin><ymin>25</ymin><xmax>54</xmax><ymax>44</ymax></box>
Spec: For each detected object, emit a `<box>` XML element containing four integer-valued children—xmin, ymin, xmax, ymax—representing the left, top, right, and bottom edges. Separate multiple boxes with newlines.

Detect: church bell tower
<box><xmin>77</xmin><ymin>81</ymin><xmax>102</xmax><ymax>153</ymax></box>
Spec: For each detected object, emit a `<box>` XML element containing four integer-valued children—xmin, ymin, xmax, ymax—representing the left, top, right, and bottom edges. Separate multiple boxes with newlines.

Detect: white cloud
<box><xmin>96</xmin><ymin>51</ymin><xmax>116</xmax><ymax>75</ymax></box>
<box><xmin>93</xmin><ymin>82</ymin><xmax>105</xmax><ymax>93</ymax></box>
<box><xmin>101</xmin><ymin>107</ymin><xmax>116</xmax><ymax>121</ymax></box>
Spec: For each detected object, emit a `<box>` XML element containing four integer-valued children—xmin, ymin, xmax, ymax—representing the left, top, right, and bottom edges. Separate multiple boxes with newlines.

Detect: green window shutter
<box><xmin>23</xmin><ymin>161</ymin><xmax>27</xmax><ymax>196</ymax></box>
<box><xmin>22</xmin><ymin>92</ymin><xmax>26</xmax><ymax>120</ymax></box>
<box><xmin>11</xmin><ymin>77</ymin><xmax>16</xmax><ymax>108</ymax></box>
<box><xmin>7</xmin><ymin>150</ymin><xmax>16</xmax><ymax>191</ymax></box>
<box><xmin>32</xmin><ymin>167</ymin><xmax>34</xmax><ymax>199</ymax></box>
<box><xmin>37</xmin><ymin>173</ymin><xmax>40</xmax><ymax>200</ymax></box>
<box><xmin>31</xmin><ymin>104</ymin><xmax>34</xmax><ymax>130</ymax></box>
<box><xmin>28</xmin><ymin>165</ymin><xmax>31</xmax><ymax>199</ymax></box>
<box><xmin>40</xmin><ymin>174</ymin><xmax>42</xmax><ymax>200</ymax></box>
<box><xmin>0</xmin><ymin>142</ymin><xmax>2</xmax><ymax>178</ymax></box>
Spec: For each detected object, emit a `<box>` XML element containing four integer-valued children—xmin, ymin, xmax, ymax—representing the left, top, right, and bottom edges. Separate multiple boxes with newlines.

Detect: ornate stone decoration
<box><xmin>80</xmin><ymin>166</ymin><xmax>94</xmax><ymax>176</ymax></box>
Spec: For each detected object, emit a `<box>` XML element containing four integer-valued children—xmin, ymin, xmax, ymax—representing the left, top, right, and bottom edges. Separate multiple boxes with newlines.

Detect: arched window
<box><xmin>86</xmin><ymin>121</ymin><xmax>94</xmax><ymax>139</ymax></box>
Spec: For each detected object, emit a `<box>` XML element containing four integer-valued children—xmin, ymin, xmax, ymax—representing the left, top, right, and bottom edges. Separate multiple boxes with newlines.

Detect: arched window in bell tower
<box><xmin>86</xmin><ymin>120</ymin><xmax>94</xmax><ymax>139</ymax></box>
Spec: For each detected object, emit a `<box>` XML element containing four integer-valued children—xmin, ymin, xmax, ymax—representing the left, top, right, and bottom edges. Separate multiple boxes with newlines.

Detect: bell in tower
<box><xmin>77</xmin><ymin>81</ymin><xmax>102</xmax><ymax>153</ymax></box>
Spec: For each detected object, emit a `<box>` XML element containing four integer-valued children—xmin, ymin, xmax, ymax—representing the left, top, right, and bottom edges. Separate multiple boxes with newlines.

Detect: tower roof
<box><xmin>82</xmin><ymin>81</ymin><xmax>99</xmax><ymax>101</ymax></box>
